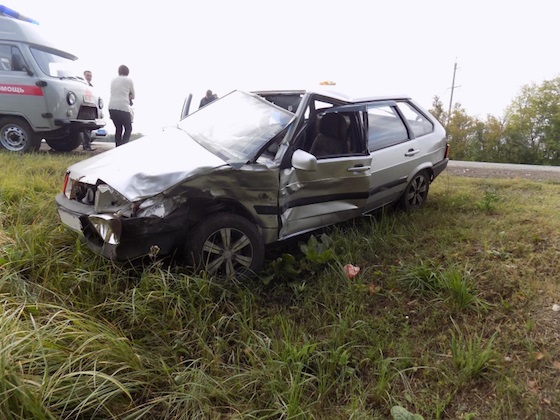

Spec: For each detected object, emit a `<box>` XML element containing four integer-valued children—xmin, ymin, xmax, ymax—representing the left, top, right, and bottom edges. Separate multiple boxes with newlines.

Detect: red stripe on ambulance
<box><xmin>0</xmin><ymin>84</ymin><xmax>43</xmax><ymax>96</ymax></box>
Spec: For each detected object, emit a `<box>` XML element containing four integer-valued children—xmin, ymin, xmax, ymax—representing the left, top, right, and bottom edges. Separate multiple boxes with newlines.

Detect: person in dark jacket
<box><xmin>199</xmin><ymin>89</ymin><xmax>217</xmax><ymax>108</ymax></box>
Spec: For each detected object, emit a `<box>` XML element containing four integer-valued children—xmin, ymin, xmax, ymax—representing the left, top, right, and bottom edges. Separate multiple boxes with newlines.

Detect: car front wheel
<box><xmin>186</xmin><ymin>213</ymin><xmax>265</xmax><ymax>279</ymax></box>
<box><xmin>399</xmin><ymin>170</ymin><xmax>430</xmax><ymax>211</ymax></box>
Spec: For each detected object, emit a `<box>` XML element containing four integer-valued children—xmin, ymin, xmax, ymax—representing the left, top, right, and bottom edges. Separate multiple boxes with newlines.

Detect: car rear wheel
<box><xmin>399</xmin><ymin>170</ymin><xmax>430</xmax><ymax>211</ymax></box>
<box><xmin>186</xmin><ymin>213</ymin><xmax>265</xmax><ymax>279</ymax></box>
<box><xmin>0</xmin><ymin>117</ymin><xmax>41</xmax><ymax>152</ymax></box>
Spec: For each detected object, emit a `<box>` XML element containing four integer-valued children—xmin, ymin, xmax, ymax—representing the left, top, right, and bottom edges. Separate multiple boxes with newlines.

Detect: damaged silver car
<box><xmin>55</xmin><ymin>89</ymin><xmax>449</xmax><ymax>277</ymax></box>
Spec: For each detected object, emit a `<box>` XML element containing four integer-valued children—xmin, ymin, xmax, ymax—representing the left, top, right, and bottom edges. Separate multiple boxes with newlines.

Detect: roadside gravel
<box><xmin>446</xmin><ymin>160</ymin><xmax>560</xmax><ymax>181</ymax></box>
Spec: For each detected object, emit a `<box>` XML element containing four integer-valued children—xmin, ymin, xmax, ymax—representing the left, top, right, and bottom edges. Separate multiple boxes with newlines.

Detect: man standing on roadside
<box><xmin>84</xmin><ymin>69</ymin><xmax>93</xmax><ymax>85</ymax></box>
<box><xmin>82</xmin><ymin>70</ymin><xmax>95</xmax><ymax>151</ymax></box>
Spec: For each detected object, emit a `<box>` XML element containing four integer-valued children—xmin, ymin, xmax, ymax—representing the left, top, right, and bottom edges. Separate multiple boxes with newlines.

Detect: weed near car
<box><xmin>0</xmin><ymin>153</ymin><xmax>559</xmax><ymax>418</ymax></box>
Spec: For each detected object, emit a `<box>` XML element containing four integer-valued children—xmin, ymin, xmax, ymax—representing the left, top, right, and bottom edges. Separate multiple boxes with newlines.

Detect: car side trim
<box><xmin>254</xmin><ymin>177</ymin><xmax>408</xmax><ymax>216</ymax></box>
<box><xmin>369</xmin><ymin>177</ymin><xmax>407</xmax><ymax>195</ymax></box>
<box><xmin>253</xmin><ymin>205</ymin><xmax>279</xmax><ymax>215</ymax></box>
<box><xmin>282</xmin><ymin>192</ymin><xmax>369</xmax><ymax>211</ymax></box>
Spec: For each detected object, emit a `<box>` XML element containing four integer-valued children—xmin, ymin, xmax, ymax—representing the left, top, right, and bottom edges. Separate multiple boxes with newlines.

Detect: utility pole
<box><xmin>447</xmin><ymin>61</ymin><xmax>460</xmax><ymax>128</ymax></box>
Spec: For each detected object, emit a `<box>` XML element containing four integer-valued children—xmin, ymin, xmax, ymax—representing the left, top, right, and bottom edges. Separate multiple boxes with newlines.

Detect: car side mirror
<box><xmin>292</xmin><ymin>149</ymin><xmax>317</xmax><ymax>171</ymax></box>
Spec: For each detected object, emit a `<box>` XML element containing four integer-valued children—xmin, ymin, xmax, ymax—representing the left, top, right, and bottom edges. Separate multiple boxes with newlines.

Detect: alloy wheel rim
<box><xmin>408</xmin><ymin>176</ymin><xmax>428</xmax><ymax>207</ymax></box>
<box><xmin>201</xmin><ymin>227</ymin><xmax>253</xmax><ymax>277</ymax></box>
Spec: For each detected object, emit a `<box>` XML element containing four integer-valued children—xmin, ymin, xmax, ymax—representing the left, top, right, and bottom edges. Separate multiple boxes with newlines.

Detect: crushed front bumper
<box><xmin>56</xmin><ymin>193</ymin><xmax>189</xmax><ymax>261</ymax></box>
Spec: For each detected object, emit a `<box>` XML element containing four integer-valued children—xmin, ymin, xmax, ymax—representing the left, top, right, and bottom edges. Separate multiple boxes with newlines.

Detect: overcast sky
<box><xmin>9</xmin><ymin>0</ymin><xmax>560</xmax><ymax>135</ymax></box>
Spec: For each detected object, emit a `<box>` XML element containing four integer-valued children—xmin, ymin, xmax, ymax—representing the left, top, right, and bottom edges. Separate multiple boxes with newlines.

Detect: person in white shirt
<box><xmin>108</xmin><ymin>65</ymin><xmax>135</xmax><ymax>147</ymax></box>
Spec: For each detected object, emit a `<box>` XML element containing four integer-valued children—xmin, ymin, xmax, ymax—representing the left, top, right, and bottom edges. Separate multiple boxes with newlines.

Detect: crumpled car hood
<box><xmin>68</xmin><ymin>127</ymin><xmax>227</xmax><ymax>202</ymax></box>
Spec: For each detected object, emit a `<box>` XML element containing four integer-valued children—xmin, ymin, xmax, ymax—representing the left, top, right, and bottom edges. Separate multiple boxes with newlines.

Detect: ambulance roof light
<box><xmin>0</xmin><ymin>5</ymin><xmax>39</xmax><ymax>25</ymax></box>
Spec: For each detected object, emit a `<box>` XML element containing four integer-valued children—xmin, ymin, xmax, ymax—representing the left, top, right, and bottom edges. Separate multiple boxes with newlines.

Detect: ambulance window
<box><xmin>0</xmin><ymin>46</ymin><xmax>27</xmax><ymax>72</ymax></box>
<box><xmin>0</xmin><ymin>46</ymin><xmax>14</xmax><ymax>71</ymax></box>
<box><xmin>0</xmin><ymin>57</ymin><xmax>10</xmax><ymax>71</ymax></box>
<box><xmin>30</xmin><ymin>47</ymin><xmax>76</xmax><ymax>78</ymax></box>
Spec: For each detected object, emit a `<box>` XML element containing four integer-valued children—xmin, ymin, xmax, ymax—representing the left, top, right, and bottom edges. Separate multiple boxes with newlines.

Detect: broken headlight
<box><xmin>134</xmin><ymin>195</ymin><xmax>186</xmax><ymax>218</ymax></box>
<box><xmin>94</xmin><ymin>184</ymin><xmax>132</xmax><ymax>214</ymax></box>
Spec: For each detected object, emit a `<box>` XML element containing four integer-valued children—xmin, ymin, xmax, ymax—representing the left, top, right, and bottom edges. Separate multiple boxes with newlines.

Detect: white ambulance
<box><xmin>0</xmin><ymin>5</ymin><xmax>104</xmax><ymax>152</ymax></box>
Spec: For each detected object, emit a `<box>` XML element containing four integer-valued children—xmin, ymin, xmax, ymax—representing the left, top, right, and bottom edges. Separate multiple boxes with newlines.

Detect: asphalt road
<box><xmin>446</xmin><ymin>160</ymin><xmax>560</xmax><ymax>181</ymax></box>
<box><xmin>39</xmin><ymin>139</ymin><xmax>114</xmax><ymax>156</ymax></box>
<box><xmin>449</xmin><ymin>160</ymin><xmax>560</xmax><ymax>173</ymax></box>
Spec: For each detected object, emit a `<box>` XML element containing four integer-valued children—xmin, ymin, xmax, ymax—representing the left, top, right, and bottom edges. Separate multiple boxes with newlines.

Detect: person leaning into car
<box><xmin>108</xmin><ymin>64</ymin><xmax>135</xmax><ymax>147</ymax></box>
<box><xmin>199</xmin><ymin>89</ymin><xmax>217</xmax><ymax>109</ymax></box>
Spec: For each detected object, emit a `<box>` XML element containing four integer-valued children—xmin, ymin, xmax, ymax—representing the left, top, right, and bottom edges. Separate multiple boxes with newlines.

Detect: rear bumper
<box><xmin>432</xmin><ymin>158</ymin><xmax>449</xmax><ymax>179</ymax></box>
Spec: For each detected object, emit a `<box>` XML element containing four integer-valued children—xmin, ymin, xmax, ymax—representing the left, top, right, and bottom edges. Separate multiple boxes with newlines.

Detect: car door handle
<box><xmin>348</xmin><ymin>166</ymin><xmax>370</xmax><ymax>172</ymax></box>
<box><xmin>405</xmin><ymin>149</ymin><xmax>420</xmax><ymax>157</ymax></box>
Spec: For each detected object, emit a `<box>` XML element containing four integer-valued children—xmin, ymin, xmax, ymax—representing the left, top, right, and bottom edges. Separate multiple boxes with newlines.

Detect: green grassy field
<box><xmin>0</xmin><ymin>153</ymin><xmax>559</xmax><ymax>419</ymax></box>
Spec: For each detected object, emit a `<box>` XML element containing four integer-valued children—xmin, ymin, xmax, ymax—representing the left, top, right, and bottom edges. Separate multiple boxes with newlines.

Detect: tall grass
<box><xmin>1</xmin><ymin>153</ymin><xmax>560</xmax><ymax>418</ymax></box>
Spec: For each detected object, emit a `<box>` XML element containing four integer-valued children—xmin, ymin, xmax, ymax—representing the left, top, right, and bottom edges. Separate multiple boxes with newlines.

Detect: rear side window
<box><xmin>396</xmin><ymin>101</ymin><xmax>434</xmax><ymax>137</ymax></box>
<box><xmin>367</xmin><ymin>105</ymin><xmax>408</xmax><ymax>151</ymax></box>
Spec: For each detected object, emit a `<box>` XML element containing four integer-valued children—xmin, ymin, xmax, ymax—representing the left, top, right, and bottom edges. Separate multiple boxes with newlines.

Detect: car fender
<box><xmin>408</xmin><ymin>162</ymin><xmax>434</xmax><ymax>182</ymax></box>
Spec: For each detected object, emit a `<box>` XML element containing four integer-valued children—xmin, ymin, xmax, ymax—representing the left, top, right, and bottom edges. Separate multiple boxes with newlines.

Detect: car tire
<box><xmin>399</xmin><ymin>170</ymin><xmax>430</xmax><ymax>211</ymax></box>
<box><xmin>0</xmin><ymin>117</ymin><xmax>41</xmax><ymax>152</ymax></box>
<box><xmin>45</xmin><ymin>131</ymin><xmax>82</xmax><ymax>151</ymax></box>
<box><xmin>186</xmin><ymin>213</ymin><xmax>265</xmax><ymax>279</ymax></box>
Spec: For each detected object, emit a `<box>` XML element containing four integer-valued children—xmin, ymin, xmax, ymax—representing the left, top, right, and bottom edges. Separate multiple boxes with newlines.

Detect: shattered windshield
<box><xmin>177</xmin><ymin>90</ymin><xmax>294</xmax><ymax>163</ymax></box>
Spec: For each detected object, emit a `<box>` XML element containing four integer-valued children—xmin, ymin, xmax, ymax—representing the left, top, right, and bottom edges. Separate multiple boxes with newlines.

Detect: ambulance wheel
<box><xmin>46</xmin><ymin>133</ymin><xmax>82</xmax><ymax>151</ymax></box>
<box><xmin>0</xmin><ymin>117</ymin><xmax>41</xmax><ymax>152</ymax></box>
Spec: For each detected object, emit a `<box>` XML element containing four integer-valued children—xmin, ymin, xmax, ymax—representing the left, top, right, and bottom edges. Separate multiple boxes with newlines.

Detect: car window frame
<box><xmin>279</xmin><ymin>94</ymin><xmax>351</xmax><ymax>168</ymax></box>
<box><xmin>313</xmin><ymin>103</ymin><xmax>370</xmax><ymax>158</ymax></box>
<box><xmin>364</xmin><ymin>100</ymin><xmax>412</xmax><ymax>152</ymax></box>
<box><xmin>394</xmin><ymin>100</ymin><xmax>435</xmax><ymax>139</ymax></box>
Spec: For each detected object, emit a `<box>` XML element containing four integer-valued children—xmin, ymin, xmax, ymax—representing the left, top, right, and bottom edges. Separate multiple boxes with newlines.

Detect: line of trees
<box><xmin>429</xmin><ymin>76</ymin><xmax>560</xmax><ymax>165</ymax></box>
